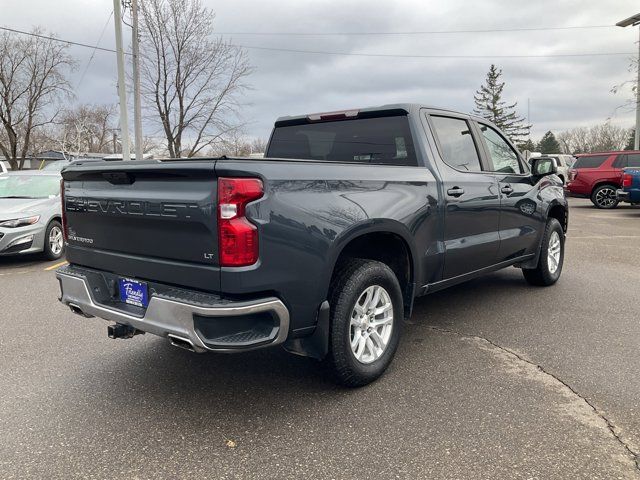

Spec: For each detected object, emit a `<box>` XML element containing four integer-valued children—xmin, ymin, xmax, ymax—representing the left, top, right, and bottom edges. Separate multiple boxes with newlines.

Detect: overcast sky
<box><xmin>2</xmin><ymin>0</ymin><xmax>639</xmax><ymax>142</ymax></box>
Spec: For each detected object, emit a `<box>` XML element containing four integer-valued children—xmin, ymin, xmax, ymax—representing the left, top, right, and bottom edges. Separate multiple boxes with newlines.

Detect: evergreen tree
<box><xmin>474</xmin><ymin>64</ymin><xmax>531</xmax><ymax>144</ymax></box>
<box><xmin>537</xmin><ymin>131</ymin><xmax>561</xmax><ymax>154</ymax></box>
<box><xmin>517</xmin><ymin>139</ymin><xmax>536</xmax><ymax>152</ymax></box>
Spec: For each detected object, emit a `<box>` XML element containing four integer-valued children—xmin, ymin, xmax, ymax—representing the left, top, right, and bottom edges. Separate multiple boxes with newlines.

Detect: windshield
<box><xmin>0</xmin><ymin>175</ymin><xmax>60</xmax><ymax>199</ymax></box>
<box><xmin>267</xmin><ymin>115</ymin><xmax>418</xmax><ymax>166</ymax></box>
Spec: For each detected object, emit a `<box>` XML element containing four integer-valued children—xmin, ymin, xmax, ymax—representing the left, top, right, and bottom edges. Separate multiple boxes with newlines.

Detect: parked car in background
<box><xmin>617</xmin><ymin>167</ymin><xmax>640</xmax><ymax>205</ymax></box>
<box><xmin>566</xmin><ymin>152</ymin><xmax>640</xmax><ymax>209</ymax></box>
<box><xmin>56</xmin><ymin>104</ymin><xmax>568</xmax><ymax>387</ymax></box>
<box><xmin>0</xmin><ymin>161</ymin><xmax>7</xmax><ymax>175</ymax></box>
<box><xmin>0</xmin><ymin>172</ymin><xmax>64</xmax><ymax>259</ymax></box>
<box><xmin>544</xmin><ymin>154</ymin><xmax>574</xmax><ymax>184</ymax></box>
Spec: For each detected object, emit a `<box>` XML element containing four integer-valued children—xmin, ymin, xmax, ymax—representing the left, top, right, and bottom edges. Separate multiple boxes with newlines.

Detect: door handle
<box><xmin>501</xmin><ymin>185</ymin><xmax>514</xmax><ymax>195</ymax></box>
<box><xmin>447</xmin><ymin>187</ymin><xmax>464</xmax><ymax>197</ymax></box>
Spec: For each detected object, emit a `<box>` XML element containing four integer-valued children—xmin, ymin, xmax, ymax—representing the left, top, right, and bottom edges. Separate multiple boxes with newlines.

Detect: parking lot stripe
<box><xmin>44</xmin><ymin>261</ymin><xmax>68</xmax><ymax>271</ymax></box>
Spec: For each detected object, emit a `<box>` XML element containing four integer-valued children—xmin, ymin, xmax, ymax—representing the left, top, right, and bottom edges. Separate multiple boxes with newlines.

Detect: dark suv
<box><xmin>566</xmin><ymin>151</ymin><xmax>640</xmax><ymax>208</ymax></box>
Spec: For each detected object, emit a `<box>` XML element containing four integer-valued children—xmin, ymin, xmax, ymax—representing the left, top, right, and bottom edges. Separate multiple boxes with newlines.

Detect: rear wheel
<box><xmin>43</xmin><ymin>220</ymin><xmax>64</xmax><ymax>260</ymax></box>
<box><xmin>522</xmin><ymin>218</ymin><xmax>564</xmax><ymax>286</ymax></box>
<box><xmin>591</xmin><ymin>184</ymin><xmax>618</xmax><ymax>209</ymax></box>
<box><xmin>326</xmin><ymin>259</ymin><xmax>403</xmax><ymax>387</ymax></box>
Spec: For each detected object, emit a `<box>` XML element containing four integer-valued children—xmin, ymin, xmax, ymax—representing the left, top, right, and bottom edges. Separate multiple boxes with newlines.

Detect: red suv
<box><xmin>566</xmin><ymin>151</ymin><xmax>640</xmax><ymax>208</ymax></box>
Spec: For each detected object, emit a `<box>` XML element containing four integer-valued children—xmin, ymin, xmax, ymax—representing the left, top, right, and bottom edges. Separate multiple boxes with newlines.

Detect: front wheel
<box><xmin>326</xmin><ymin>259</ymin><xmax>403</xmax><ymax>387</ymax></box>
<box><xmin>522</xmin><ymin>218</ymin><xmax>564</xmax><ymax>286</ymax></box>
<box><xmin>591</xmin><ymin>184</ymin><xmax>618</xmax><ymax>209</ymax></box>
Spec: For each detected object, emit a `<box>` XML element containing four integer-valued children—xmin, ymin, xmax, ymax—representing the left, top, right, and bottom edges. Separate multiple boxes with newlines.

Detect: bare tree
<box><xmin>208</xmin><ymin>131</ymin><xmax>268</xmax><ymax>157</ymax></box>
<box><xmin>250</xmin><ymin>137</ymin><xmax>268</xmax><ymax>154</ymax></box>
<box><xmin>0</xmin><ymin>29</ymin><xmax>74</xmax><ymax>169</ymax></box>
<box><xmin>138</xmin><ymin>0</ymin><xmax>252</xmax><ymax>158</ymax></box>
<box><xmin>611</xmin><ymin>57</ymin><xmax>638</xmax><ymax>114</ymax></box>
<box><xmin>50</xmin><ymin>104</ymin><xmax>117</xmax><ymax>156</ymax></box>
<box><xmin>557</xmin><ymin>123</ymin><xmax>632</xmax><ymax>154</ymax></box>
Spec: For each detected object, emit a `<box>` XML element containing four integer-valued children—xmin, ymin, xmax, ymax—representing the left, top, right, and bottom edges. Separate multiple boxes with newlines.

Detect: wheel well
<box><xmin>548</xmin><ymin>205</ymin><xmax>568</xmax><ymax>233</ymax></box>
<box><xmin>332</xmin><ymin>231</ymin><xmax>413</xmax><ymax>301</ymax></box>
<box><xmin>591</xmin><ymin>182</ymin><xmax>618</xmax><ymax>196</ymax></box>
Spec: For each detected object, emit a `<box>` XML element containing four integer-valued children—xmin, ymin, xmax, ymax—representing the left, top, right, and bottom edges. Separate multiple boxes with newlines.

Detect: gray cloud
<box><xmin>3</xmin><ymin>0</ymin><xmax>638</xmax><ymax>143</ymax></box>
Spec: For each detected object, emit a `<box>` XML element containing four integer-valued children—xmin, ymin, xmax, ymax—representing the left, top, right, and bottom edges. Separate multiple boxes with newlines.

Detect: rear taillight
<box><xmin>622</xmin><ymin>173</ymin><xmax>633</xmax><ymax>188</ymax></box>
<box><xmin>60</xmin><ymin>179</ymin><xmax>68</xmax><ymax>241</ymax></box>
<box><xmin>217</xmin><ymin>177</ymin><xmax>264</xmax><ymax>267</ymax></box>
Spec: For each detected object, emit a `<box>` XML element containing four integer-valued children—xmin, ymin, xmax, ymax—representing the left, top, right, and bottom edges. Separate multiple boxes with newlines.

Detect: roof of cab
<box><xmin>274</xmin><ymin>103</ymin><xmax>485</xmax><ymax>126</ymax></box>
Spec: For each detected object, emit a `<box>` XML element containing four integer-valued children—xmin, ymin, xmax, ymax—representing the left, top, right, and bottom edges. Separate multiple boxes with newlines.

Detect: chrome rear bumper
<box><xmin>56</xmin><ymin>268</ymin><xmax>290</xmax><ymax>353</ymax></box>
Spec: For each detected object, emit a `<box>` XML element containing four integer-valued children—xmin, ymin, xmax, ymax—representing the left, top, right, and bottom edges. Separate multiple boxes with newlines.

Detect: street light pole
<box><xmin>131</xmin><ymin>0</ymin><xmax>144</xmax><ymax>161</ymax></box>
<box><xmin>113</xmin><ymin>0</ymin><xmax>131</xmax><ymax>161</ymax></box>
<box><xmin>616</xmin><ymin>13</ymin><xmax>640</xmax><ymax>150</ymax></box>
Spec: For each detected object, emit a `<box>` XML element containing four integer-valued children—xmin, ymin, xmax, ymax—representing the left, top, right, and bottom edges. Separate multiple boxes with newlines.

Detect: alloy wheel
<box><xmin>49</xmin><ymin>225</ymin><xmax>63</xmax><ymax>256</ymax></box>
<box><xmin>595</xmin><ymin>187</ymin><xmax>616</xmax><ymax>208</ymax></box>
<box><xmin>547</xmin><ymin>231</ymin><xmax>561</xmax><ymax>274</ymax></box>
<box><xmin>349</xmin><ymin>285</ymin><xmax>394</xmax><ymax>364</ymax></box>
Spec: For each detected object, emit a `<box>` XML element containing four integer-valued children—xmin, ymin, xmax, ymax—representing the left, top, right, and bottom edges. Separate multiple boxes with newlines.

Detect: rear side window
<box><xmin>266</xmin><ymin>115</ymin><xmax>417</xmax><ymax>166</ymax></box>
<box><xmin>627</xmin><ymin>154</ymin><xmax>640</xmax><ymax>168</ymax></box>
<box><xmin>430</xmin><ymin>116</ymin><xmax>482</xmax><ymax>171</ymax></box>
<box><xmin>613</xmin><ymin>155</ymin><xmax>628</xmax><ymax>168</ymax></box>
<box><xmin>573</xmin><ymin>155</ymin><xmax>608</xmax><ymax>169</ymax></box>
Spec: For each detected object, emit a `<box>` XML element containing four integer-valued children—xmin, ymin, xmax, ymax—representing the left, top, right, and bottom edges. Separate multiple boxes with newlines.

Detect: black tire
<box><xmin>43</xmin><ymin>220</ymin><xmax>65</xmax><ymax>261</ymax></box>
<box><xmin>522</xmin><ymin>218</ymin><xmax>564</xmax><ymax>286</ymax></box>
<box><xmin>590</xmin><ymin>184</ymin><xmax>619</xmax><ymax>209</ymax></box>
<box><xmin>325</xmin><ymin>259</ymin><xmax>404</xmax><ymax>387</ymax></box>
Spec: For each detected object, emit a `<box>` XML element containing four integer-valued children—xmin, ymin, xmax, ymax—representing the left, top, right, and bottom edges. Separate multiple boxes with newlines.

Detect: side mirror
<box><xmin>532</xmin><ymin>157</ymin><xmax>557</xmax><ymax>176</ymax></box>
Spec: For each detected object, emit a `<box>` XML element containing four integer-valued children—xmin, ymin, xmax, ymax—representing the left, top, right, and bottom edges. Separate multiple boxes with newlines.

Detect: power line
<box><xmin>0</xmin><ymin>25</ymin><xmax>128</xmax><ymax>55</ymax></box>
<box><xmin>0</xmin><ymin>24</ymin><xmax>632</xmax><ymax>60</ymax></box>
<box><xmin>76</xmin><ymin>11</ymin><xmax>114</xmax><ymax>88</ymax></box>
<box><xmin>235</xmin><ymin>43</ymin><xmax>634</xmax><ymax>59</ymax></box>
<box><xmin>218</xmin><ymin>24</ymin><xmax>616</xmax><ymax>36</ymax></box>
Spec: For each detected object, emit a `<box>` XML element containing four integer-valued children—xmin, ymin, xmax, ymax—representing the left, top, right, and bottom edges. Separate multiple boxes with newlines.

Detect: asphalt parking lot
<box><xmin>1</xmin><ymin>198</ymin><xmax>639</xmax><ymax>479</ymax></box>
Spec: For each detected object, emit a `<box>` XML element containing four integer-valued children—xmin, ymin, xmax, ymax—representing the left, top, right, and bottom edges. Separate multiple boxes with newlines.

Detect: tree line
<box><xmin>474</xmin><ymin>64</ymin><xmax>636</xmax><ymax>155</ymax></box>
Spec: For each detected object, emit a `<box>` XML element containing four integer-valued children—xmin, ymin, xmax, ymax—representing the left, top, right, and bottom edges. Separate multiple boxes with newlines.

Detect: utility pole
<box><xmin>131</xmin><ymin>0</ymin><xmax>144</xmax><ymax>161</ymax></box>
<box><xmin>113</xmin><ymin>0</ymin><xmax>131</xmax><ymax>160</ymax></box>
<box><xmin>637</xmin><ymin>26</ymin><xmax>640</xmax><ymax>150</ymax></box>
<box><xmin>616</xmin><ymin>13</ymin><xmax>640</xmax><ymax>150</ymax></box>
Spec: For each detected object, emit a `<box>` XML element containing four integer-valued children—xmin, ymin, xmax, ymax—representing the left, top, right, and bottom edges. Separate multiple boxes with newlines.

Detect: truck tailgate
<box><xmin>61</xmin><ymin>161</ymin><xmax>220</xmax><ymax>292</ymax></box>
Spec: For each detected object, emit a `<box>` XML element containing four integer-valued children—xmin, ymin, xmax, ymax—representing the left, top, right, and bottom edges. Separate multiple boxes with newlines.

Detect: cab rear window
<box><xmin>266</xmin><ymin>115</ymin><xmax>418</xmax><ymax>166</ymax></box>
<box><xmin>572</xmin><ymin>155</ymin><xmax>608</xmax><ymax>169</ymax></box>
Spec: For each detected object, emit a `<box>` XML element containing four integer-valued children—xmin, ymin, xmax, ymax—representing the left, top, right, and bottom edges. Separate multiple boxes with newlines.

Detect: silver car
<box><xmin>0</xmin><ymin>172</ymin><xmax>64</xmax><ymax>260</ymax></box>
<box><xmin>545</xmin><ymin>154</ymin><xmax>575</xmax><ymax>185</ymax></box>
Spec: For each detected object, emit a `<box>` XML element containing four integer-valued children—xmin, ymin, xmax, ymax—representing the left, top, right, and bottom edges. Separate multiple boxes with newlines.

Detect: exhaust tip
<box><xmin>69</xmin><ymin>303</ymin><xmax>93</xmax><ymax>318</ymax></box>
<box><xmin>168</xmin><ymin>335</ymin><xmax>196</xmax><ymax>352</ymax></box>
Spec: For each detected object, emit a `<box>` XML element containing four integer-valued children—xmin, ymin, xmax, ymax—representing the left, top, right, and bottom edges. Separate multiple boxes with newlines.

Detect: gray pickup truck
<box><xmin>56</xmin><ymin>104</ymin><xmax>568</xmax><ymax>386</ymax></box>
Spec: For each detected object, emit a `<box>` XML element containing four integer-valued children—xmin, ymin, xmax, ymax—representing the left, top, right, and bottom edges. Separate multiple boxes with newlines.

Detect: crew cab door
<box><xmin>474</xmin><ymin>122</ymin><xmax>543</xmax><ymax>262</ymax></box>
<box><xmin>425</xmin><ymin>113</ymin><xmax>500</xmax><ymax>279</ymax></box>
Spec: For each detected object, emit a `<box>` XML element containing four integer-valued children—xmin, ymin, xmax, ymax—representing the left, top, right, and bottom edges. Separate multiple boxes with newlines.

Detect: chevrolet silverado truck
<box><xmin>56</xmin><ymin>104</ymin><xmax>568</xmax><ymax>387</ymax></box>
